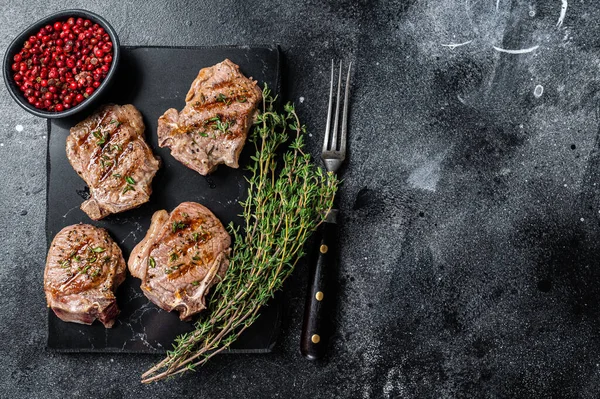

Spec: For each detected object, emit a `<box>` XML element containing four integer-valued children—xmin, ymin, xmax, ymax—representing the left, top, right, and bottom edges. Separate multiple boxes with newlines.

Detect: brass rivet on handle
<box><xmin>315</xmin><ymin>291</ymin><xmax>324</xmax><ymax>301</ymax></box>
<box><xmin>311</xmin><ymin>334</ymin><xmax>321</xmax><ymax>344</ymax></box>
<box><xmin>319</xmin><ymin>244</ymin><xmax>328</xmax><ymax>254</ymax></box>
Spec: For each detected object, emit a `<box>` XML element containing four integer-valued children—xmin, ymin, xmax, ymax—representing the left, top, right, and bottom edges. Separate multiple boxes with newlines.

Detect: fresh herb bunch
<box><xmin>141</xmin><ymin>86</ymin><xmax>338</xmax><ymax>383</ymax></box>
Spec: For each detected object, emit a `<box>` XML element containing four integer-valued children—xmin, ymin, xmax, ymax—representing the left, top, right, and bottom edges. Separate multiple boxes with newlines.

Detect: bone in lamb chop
<box><xmin>66</xmin><ymin>104</ymin><xmax>161</xmax><ymax>220</ymax></box>
<box><xmin>157</xmin><ymin>59</ymin><xmax>262</xmax><ymax>175</ymax></box>
<box><xmin>128</xmin><ymin>202</ymin><xmax>231</xmax><ymax>320</ymax></box>
<box><xmin>44</xmin><ymin>224</ymin><xmax>126</xmax><ymax>328</ymax></box>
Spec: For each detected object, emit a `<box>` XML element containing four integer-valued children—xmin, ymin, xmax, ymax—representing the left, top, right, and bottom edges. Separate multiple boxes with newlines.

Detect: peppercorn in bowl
<box><xmin>3</xmin><ymin>9</ymin><xmax>120</xmax><ymax>118</ymax></box>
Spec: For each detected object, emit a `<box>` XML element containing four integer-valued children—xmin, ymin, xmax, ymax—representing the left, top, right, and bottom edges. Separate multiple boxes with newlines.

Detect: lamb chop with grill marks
<box><xmin>66</xmin><ymin>104</ymin><xmax>161</xmax><ymax>220</ymax></box>
<box><xmin>157</xmin><ymin>59</ymin><xmax>262</xmax><ymax>175</ymax></box>
<box><xmin>44</xmin><ymin>224</ymin><xmax>126</xmax><ymax>328</ymax></box>
<box><xmin>128</xmin><ymin>202</ymin><xmax>231</xmax><ymax>320</ymax></box>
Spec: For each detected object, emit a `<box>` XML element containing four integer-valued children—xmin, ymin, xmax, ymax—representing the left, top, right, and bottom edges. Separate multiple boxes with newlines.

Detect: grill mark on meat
<box><xmin>67</xmin><ymin>104</ymin><xmax>161</xmax><ymax>220</ymax></box>
<box><xmin>146</xmin><ymin>214</ymin><xmax>216</xmax><ymax>279</ymax></box>
<box><xmin>106</xmin><ymin>143</ymin><xmax>134</xmax><ymax>182</ymax></box>
<box><xmin>128</xmin><ymin>202</ymin><xmax>231</xmax><ymax>320</ymax></box>
<box><xmin>190</xmin><ymin>80</ymin><xmax>253</xmax><ymax>111</ymax></box>
<box><xmin>49</xmin><ymin>238</ymin><xmax>104</xmax><ymax>294</ymax></box>
<box><xmin>171</xmin><ymin>113</ymin><xmax>242</xmax><ymax>140</ymax></box>
<box><xmin>157</xmin><ymin>59</ymin><xmax>262</xmax><ymax>175</ymax></box>
<box><xmin>87</xmin><ymin>122</ymin><xmax>139</xmax><ymax>183</ymax></box>
<box><xmin>90</xmin><ymin>126</ymin><xmax>133</xmax><ymax>181</ymax></box>
<box><xmin>96</xmin><ymin>142</ymin><xmax>125</xmax><ymax>182</ymax></box>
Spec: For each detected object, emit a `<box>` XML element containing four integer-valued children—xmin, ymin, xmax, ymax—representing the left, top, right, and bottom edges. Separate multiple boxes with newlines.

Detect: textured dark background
<box><xmin>1</xmin><ymin>1</ymin><xmax>599</xmax><ymax>398</ymax></box>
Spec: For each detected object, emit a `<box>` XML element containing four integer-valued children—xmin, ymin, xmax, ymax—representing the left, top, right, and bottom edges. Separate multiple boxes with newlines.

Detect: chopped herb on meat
<box><xmin>172</xmin><ymin>221</ymin><xmax>186</xmax><ymax>232</ymax></box>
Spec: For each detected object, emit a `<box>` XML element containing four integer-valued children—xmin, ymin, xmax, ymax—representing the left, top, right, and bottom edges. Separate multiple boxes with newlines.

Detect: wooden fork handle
<box><xmin>301</xmin><ymin>211</ymin><xmax>338</xmax><ymax>360</ymax></box>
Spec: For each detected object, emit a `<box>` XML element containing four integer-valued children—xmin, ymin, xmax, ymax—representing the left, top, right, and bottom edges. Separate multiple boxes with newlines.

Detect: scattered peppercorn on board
<box><xmin>46</xmin><ymin>45</ymin><xmax>282</xmax><ymax>353</ymax></box>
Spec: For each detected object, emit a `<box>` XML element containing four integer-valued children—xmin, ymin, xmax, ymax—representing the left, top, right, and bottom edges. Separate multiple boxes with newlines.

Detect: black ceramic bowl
<box><xmin>3</xmin><ymin>9</ymin><xmax>120</xmax><ymax>119</ymax></box>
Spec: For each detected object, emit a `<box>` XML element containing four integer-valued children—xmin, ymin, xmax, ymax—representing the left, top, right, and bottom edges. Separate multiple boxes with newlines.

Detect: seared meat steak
<box><xmin>128</xmin><ymin>202</ymin><xmax>231</xmax><ymax>320</ymax></box>
<box><xmin>44</xmin><ymin>224</ymin><xmax>126</xmax><ymax>328</ymax></box>
<box><xmin>67</xmin><ymin>104</ymin><xmax>161</xmax><ymax>220</ymax></box>
<box><xmin>157</xmin><ymin>59</ymin><xmax>262</xmax><ymax>175</ymax></box>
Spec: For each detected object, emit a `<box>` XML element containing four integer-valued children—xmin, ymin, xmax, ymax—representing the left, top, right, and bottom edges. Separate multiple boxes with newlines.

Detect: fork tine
<box><xmin>331</xmin><ymin>60</ymin><xmax>343</xmax><ymax>151</ymax></box>
<box><xmin>340</xmin><ymin>62</ymin><xmax>351</xmax><ymax>155</ymax></box>
<box><xmin>323</xmin><ymin>60</ymin><xmax>335</xmax><ymax>153</ymax></box>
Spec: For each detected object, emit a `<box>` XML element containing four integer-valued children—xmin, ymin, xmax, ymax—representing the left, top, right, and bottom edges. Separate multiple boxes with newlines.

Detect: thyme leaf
<box><xmin>95</xmin><ymin>131</ymin><xmax>110</xmax><ymax>147</ymax></box>
<box><xmin>172</xmin><ymin>221</ymin><xmax>186</xmax><ymax>233</ymax></box>
<box><xmin>122</xmin><ymin>185</ymin><xmax>135</xmax><ymax>194</ymax></box>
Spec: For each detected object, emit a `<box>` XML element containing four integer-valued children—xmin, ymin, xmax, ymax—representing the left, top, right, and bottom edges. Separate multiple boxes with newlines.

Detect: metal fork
<box><xmin>301</xmin><ymin>60</ymin><xmax>351</xmax><ymax>360</ymax></box>
<box><xmin>322</xmin><ymin>60</ymin><xmax>351</xmax><ymax>173</ymax></box>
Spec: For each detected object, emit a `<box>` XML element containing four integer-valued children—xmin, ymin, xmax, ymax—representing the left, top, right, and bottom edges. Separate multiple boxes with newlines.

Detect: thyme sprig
<box><xmin>141</xmin><ymin>86</ymin><xmax>338</xmax><ymax>383</ymax></box>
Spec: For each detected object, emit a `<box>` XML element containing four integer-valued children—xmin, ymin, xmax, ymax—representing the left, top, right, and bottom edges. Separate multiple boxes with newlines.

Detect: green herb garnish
<box><xmin>172</xmin><ymin>221</ymin><xmax>186</xmax><ymax>233</ymax></box>
<box><xmin>216</xmin><ymin>120</ymin><xmax>230</xmax><ymax>134</ymax></box>
<box><xmin>122</xmin><ymin>185</ymin><xmax>135</xmax><ymax>194</ymax></box>
<box><xmin>95</xmin><ymin>132</ymin><xmax>110</xmax><ymax>147</ymax></box>
<box><xmin>125</xmin><ymin>176</ymin><xmax>136</xmax><ymax>185</ymax></box>
<box><xmin>148</xmin><ymin>257</ymin><xmax>156</xmax><ymax>268</ymax></box>
<box><xmin>164</xmin><ymin>264</ymin><xmax>181</xmax><ymax>275</ymax></box>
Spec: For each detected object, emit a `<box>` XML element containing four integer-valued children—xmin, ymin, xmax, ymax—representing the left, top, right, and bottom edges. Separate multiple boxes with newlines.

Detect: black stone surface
<box><xmin>2</xmin><ymin>1</ymin><xmax>600</xmax><ymax>398</ymax></box>
<box><xmin>47</xmin><ymin>46</ymin><xmax>282</xmax><ymax>353</ymax></box>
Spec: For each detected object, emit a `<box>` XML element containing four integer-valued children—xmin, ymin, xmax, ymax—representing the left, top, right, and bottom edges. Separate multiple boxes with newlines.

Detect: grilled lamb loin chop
<box><xmin>66</xmin><ymin>104</ymin><xmax>161</xmax><ymax>220</ymax></box>
<box><xmin>128</xmin><ymin>202</ymin><xmax>231</xmax><ymax>320</ymax></box>
<box><xmin>44</xmin><ymin>224</ymin><xmax>126</xmax><ymax>328</ymax></box>
<box><xmin>157</xmin><ymin>59</ymin><xmax>262</xmax><ymax>175</ymax></box>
